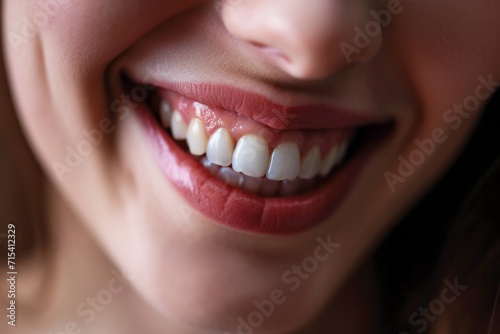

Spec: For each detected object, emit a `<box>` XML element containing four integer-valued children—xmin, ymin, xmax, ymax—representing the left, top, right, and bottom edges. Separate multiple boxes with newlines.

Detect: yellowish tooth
<box><xmin>171</xmin><ymin>111</ymin><xmax>188</xmax><ymax>140</ymax></box>
<box><xmin>159</xmin><ymin>99</ymin><xmax>172</xmax><ymax>128</ymax></box>
<box><xmin>186</xmin><ymin>118</ymin><xmax>208</xmax><ymax>156</ymax></box>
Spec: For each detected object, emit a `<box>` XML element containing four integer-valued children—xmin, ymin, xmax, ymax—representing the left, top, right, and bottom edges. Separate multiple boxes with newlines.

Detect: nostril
<box><xmin>249</xmin><ymin>41</ymin><xmax>291</xmax><ymax>63</ymax></box>
<box><xmin>249</xmin><ymin>41</ymin><xmax>266</xmax><ymax>48</ymax></box>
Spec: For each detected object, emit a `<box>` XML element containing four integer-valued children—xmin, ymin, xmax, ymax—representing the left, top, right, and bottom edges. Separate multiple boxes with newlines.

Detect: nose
<box><xmin>221</xmin><ymin>0</ymin><xmax>382</xmax><ymax>80</ymax></box>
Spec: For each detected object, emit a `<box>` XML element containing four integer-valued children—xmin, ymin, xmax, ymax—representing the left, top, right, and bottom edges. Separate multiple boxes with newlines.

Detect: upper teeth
<box><xmin>161</xmin><ymin>102</ymin><xmax>350</xmax><ymax>182</ymax></box>
<box><xmin>186</xmin><ymin>118</ymin><xmax>208</xmax><ymax>156</ymax></box>
<box><xmin>299</xmin><ymin>146</ymin><xmax>321</xmax><ymax>179</ymax></box>
<box><xmin>266</xmin><ymin>142</ymin><xmax>300</xmax><ymax>181</ymax></box>
<box><xmin>206</xmin><ymin>128</ymin><xmax>234</xmax><ymax>167</ymax></box>
<box><xmin>232</xmin><ymin>134</ymin><xmax>270</xmax><ymax>178</ymax></box>
<box><xmin>159</xmin><ymin>99</ymin><xmax>172</xmax><ymax>128</ymax></box>
<box><xmin>171</xmin><ymin>110</ymin><xmax>188</xmax><ymax>140</ymax></box>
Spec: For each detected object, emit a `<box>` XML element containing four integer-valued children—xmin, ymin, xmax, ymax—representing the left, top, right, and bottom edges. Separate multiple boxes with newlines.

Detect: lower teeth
<box><xmin>200</xmin><ymin>156</ymin><xmax>318</xmax><ymax>197</ymax></box>
<box><xmin>162</xmin><ymin>126</ymin><xmax>335</xmax><ymax>197</ymax></box>
<box><xmin>157</xmin><ymin>109</ymin><xmax>347</xmax><ymax>197</ymax></box>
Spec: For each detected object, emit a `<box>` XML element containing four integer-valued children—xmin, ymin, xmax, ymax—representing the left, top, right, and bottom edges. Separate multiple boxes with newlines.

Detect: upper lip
<box><xmin>123</xmin><ymin>71</ymin><xmax>388</xmax><ymax>131</ymax></box>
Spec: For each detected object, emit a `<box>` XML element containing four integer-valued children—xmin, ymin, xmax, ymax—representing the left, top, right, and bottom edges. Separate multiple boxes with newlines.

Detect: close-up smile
<box><xmin>118</xmin><ymin>73</ymin><xmax>392</xmax><ymax>234</ymax></box>
<box><xmin>3</xmin><ymin>0</ymin><xmax>499</xmax><ymax>333</ymax></box>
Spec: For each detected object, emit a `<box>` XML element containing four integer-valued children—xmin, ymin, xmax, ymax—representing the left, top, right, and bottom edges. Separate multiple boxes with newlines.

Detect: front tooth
<box><xmin>159</xmin><ymin>100</ymin><xmax>172</xmax><ymax>128</ymax></box>
<box><xmin>206</xmin><ymin>128</ymin><xmax>234</xmax><ymax>167</ymax></box>
<box><xmin>232</xmin><ymin>135</ymin><xmax>270</xmax><ymax>178</ymax></box>
<box><xmin>319</xmin><ymin>146</ymin><xmax>339</xmax><ymax>177</ymax></box>
<box><xmin>266</xmin><ymin>142</ymin><xmax>300</xmax><ymax>181</ymax></box>
<box><xmin>299</xmin><ymin>146</ymin><xmax>321</xmax><ymax>179</ymax></box>
<box><xmin>171</xmin><ymin>111</ymin><xmax>188</xmax><ymax>140</ymax></box>
<box><xmin>186</xmin><ymin>118</ymin><xmax>208</xmax><ymax>156</ymax></box>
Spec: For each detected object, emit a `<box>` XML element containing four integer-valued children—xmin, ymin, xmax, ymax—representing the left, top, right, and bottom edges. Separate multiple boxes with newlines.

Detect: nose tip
<box><xmin>221</xmin><ymin>0</ymin><xmax>382</xmax><ymax>80</ymax></box>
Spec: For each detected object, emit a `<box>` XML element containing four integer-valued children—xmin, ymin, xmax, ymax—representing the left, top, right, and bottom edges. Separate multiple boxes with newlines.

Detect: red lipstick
<box><xmin>135</xmin><ymin>99</ymin><xmax>385</xmax><ymax>234</ymax></box>
<box><xmin>166</xmin><ymin>83</ymin><xmax>386</xmax><ymax>130</ymax></box>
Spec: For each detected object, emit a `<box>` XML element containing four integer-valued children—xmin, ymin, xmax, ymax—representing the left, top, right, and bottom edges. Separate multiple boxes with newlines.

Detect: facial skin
<box><xmin>3</xmin><ymin>0</ymin><xmax>500</xmax><ymax>333</ymax></box>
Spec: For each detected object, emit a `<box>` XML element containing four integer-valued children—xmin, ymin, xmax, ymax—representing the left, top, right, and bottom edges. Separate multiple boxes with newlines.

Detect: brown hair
<box><xmin>413</xmin><ymin>158</ymin><xmax>500</xmax><ymax>333</ymax></box>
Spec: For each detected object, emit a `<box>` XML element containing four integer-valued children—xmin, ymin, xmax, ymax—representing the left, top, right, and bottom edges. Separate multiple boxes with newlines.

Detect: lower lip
<box><xmin>136</xmin><ymin>103</ymin><xmax>383</xmax><ymax>235</ymax></box>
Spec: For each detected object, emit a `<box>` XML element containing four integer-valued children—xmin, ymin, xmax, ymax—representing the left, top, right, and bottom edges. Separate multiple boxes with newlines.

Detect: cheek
<box><xmin>1</xmin><ymin>0</ymin><xmax>213</xmax><ymax>250</ymax></box>
<box><xmin>364</xmin><ymin>1</ymin><xmax>500</xmax><ymax>212</ymax></box>
<box><xmin>391</xmin><ymin>0</ymin><xmax>500</xmax><ymax>108</ymax></box>
<box><xmin>2</xmin><ymin>0</ymin><xmax>217</xmax><ymax>184</ymax></box>
<box><xmin>3</xmin><ymin>0</ymin><xmax>204</xmax><ymax>162</ymax></box>
<box><xmin>389</xmin><ymin>1</ymin><xmax>500</xmax><ymax>152</ymax></box>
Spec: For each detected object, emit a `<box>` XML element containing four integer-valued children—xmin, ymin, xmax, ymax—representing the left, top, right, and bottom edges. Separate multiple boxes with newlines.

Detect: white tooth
<box><xmin>159</xmin><ymin>100</ymin><xmax>172</xmax><ymax>128</ymax></box>
<box><xmin>279</xmin><ymin>179</ymin><xmax>302</xmax><ymax>197</ymax></box>
<box><xmin>186</xmin><ymin>118</ymin><xmax>208</xmax><ymax>156</ymax></box>
<box><xmin>319</xmin><ymin>146</ymin><xmax>339</xmax><ymax>177</ymax></box>
<box><xmin>171</xmin><ymin>111</ymin><xmax>188</xmax><ymax>140</ymax></box>
<box><xmin>241</xmin><ymin>174</ymin><xmax>263</xmax><ymax>194</ymax></box>
<box><xmin>299</xmin><ymin>146</ymin><xmax>321</xmax><ymax>179</ymax></box>
<box><xmin>218</xmin><ymin>167</ymin><xmax>243</xmax><ymax>188</ymax></box>
<box><xmin>260</xmin><ymin>179</ymin><xmax>280</xmax><ymax>197</ymax></box>
<box><xmin>232</xmin><ymin>135</ymin><xmax>270</xmax><ymax>178</ymax></box>
<box><xmin>266</xmin><ymin>142</ymin><xmax>300</xmax><ymax>181</ymax></box>
<box><xmin>206</xmin><ymin>128</ymin><xmax>235</xmax><ymax>167</ymax></box>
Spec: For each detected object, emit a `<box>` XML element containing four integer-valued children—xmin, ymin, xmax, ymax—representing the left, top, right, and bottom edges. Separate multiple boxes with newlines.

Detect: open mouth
<box><xmin>120</xmin><ymin>73</ymin><xmax>391</xmax><ymax>234</ymax></box>
<box><xmin>149</xmin><ymin>88</ymin><xmax>355</xmax><ymax>197</ymax></box>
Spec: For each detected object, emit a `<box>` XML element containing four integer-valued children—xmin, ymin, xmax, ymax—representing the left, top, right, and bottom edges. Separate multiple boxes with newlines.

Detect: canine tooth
<box><xmin>186</xmin><ymin>118</ymin><xmax>208</xmax><ymax>156</ymax></box>
<box><xmin>299</xmin><ymin>146</ymin><xmax>321</xmax><ymax>179</ymax></box>
<box><xmin>206</xmin><ymin>128</ymin><xmax>234</xmax><ymax>167</ymax></box>
<box><xmin>241</xmin><ymin>175</ymin><xmax>263</xmax><ymax>194</ymax></box>
<box><xmin>232</xmin><ymin>135</ymin><xmax>270</xmax><ymax>178</ymax></box>
<box><xmin>218</xmin><ymin>167</ymin><xmax>243</xmax><ymax>188</ymax></box>
<box><xmin>319</xmin><ymin>146</ymin><xmax>339</xmax><ymax>177</ymax></box>
<box><xmin>171</xmin><ymin>111</ymin><xmax>188</xmax><ymax>140</ymax></box>
<box><xmin>159</xmin><ymin>100</ymin><xmax>172</xmax><ymax>128</ymax></box>
<box><xmin>266</xmin><ymin>142</ymin><xmax>300</xmax><ymax>181</ymax></box>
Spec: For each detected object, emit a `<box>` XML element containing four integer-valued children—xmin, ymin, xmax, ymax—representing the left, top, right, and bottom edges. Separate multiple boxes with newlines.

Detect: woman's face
<box><xmin>4</xmin><ymin>0</ymin><xmax>500</xmax><ymax>332</ymax></box>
